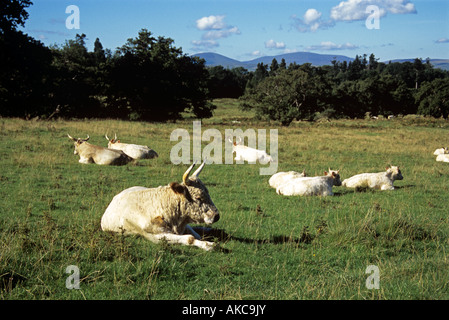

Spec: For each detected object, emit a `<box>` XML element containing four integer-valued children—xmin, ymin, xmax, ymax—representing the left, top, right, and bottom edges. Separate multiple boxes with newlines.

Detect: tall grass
<box><xmin>1</xmin><ymin>100</ymin><xmax>448</xmax><ymax>299</ymax></box>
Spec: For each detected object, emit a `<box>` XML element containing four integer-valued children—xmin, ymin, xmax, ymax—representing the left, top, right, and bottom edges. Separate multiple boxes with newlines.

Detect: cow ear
<box><xmin>170</xmin><ymin>182</ymin><xmax>185</xmax><ymax>195</ymax></box>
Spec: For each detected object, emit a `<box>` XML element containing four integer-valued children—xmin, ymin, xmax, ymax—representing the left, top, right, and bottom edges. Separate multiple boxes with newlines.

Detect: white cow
<box><xmin>436</xmin><ymin>154</ymin><xmax>449</xmax><ymax>162</ymax></box>
<box><xmin>433</xmin><ymin>147</ymin><xmax>448</xmax><ymax>155</ymax></box>
<box><xmin>105</xmin><ymin>134</ymin><xmax>158</xmax><ymax>160</ymax></box>
<box><xmin>342</xmin><ymin>165</ymin><xmax>403</xmax><ymax>191</ymax></box>
<box><xmin>68</xmin><ymin>134</ymin><xmax>133</xmax><ymax>166</ymax></box>
<box><xmin>230</xmin><ymin>137</ymin><xmax>273</xmax><ymax>163</ymax></box>
<box><xmin>276</xmin><ymin>169</ymin><xmax>342</xmax><ymax>196</ymax></box>
<box><xmin>268</xmin><ymin>170</ymin><xmax>307</xmax><ymax>189</ymax></box>
<box><xmin>101</xmin><ymin>160</ymin><xmax>220</xmax><ymax>251</ymax></box>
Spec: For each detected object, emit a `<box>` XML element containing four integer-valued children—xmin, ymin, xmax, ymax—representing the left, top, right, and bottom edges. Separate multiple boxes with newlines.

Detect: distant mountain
<box><xmin>193</xmin><ymin>52</ymin><xmax>243</xmax><ymax>69</ymax></box>
<box><xmin>386</xmin><ymin>58</ymin><xmax>449</xmax><ymax>71</ymax></box>
<box><xmin>192</xmin><ymin>52</ymin><xmax>354</xmax><ymax>70</ymax></box>
<box><xmin>192</xmin><ymin>52</ymin><xmax>449</xmax><ymax>71</ymax></box>
<box><xmin>241</xmin><ymin>52</ymin><xmax>354</xmax><ymax>70</ymax></box>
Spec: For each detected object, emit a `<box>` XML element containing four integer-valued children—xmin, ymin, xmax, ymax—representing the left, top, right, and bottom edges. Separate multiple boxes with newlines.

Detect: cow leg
<box><xmin>123</xmin><ymin>219</ymin><xmax>216</xmax><ymax>251</ymax></box>
<box><xmin>79</xmin><ymin>157</ymin><xmax>93</xmax><ymax>164</ymax></box>
<box><xmin>150</xmin><ymin>233</ymin><xmax>216</xmax><ymax>251</ymax></box>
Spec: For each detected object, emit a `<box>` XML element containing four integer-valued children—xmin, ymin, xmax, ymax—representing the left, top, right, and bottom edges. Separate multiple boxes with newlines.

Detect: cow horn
<box><xmin>114</xmin><ymin>133</ymin><xmax>117</xmax><ymax>140</ymax></box>
<box><xmin>67</xmin><ymin>134</ymin><xmax>77</xmax><ymax>141</ymax></box>
<box><xmin>182</xmin><ymin>161</ymin><xmax>197</xmax><ymax>185</ymax></box>
<box><xmin>85</xmin><ymin>135</ymin><xmax>90</xmax><ymax>141</ymax></box>
<box><xmin>105</xmin><ymin>134</ymin><xmax>110</xmax><ymax>141</ymax></box>
<box><xmin>191</xmin><ymin>159</ymin><xmax>206</xmax><ymax>179</ymax></box>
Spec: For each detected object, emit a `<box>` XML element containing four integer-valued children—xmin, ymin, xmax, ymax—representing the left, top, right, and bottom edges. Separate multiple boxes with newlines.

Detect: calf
<box><xmin>68</xmin><ymin>134</ymin><xmax>133</xmax><ymax>165</ymax></box>
<box><xmin>342</xmin><ymin>165</ymin><xmax>403</xmax><ymax>191</ymax></box>
<box><xmin>276</xmin><ymin>169</ymin><xmax>341</xmax><ymax>196</ymax></box>
<box><xmin>101</xmin><ymin>160</ymin><xmax>220</xmax><ymax>251</ymax></box>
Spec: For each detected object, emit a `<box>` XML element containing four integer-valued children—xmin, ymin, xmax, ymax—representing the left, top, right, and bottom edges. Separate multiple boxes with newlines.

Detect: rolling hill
<box><xmin>192</xmin><ymin>52</ymin><xmax>449</xmax><ymax>71</ymax></box>
<box><xmin>193</xmin><ymin>52</ymin><xmax>353</xmax><ymax>70</ymax></box>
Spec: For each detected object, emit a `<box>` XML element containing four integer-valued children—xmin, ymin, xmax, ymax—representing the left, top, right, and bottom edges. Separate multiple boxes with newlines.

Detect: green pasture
<box><xmin>0</xmin><ymin>99</ymin><xmax>448</xmax><ymax>299</ymax></box>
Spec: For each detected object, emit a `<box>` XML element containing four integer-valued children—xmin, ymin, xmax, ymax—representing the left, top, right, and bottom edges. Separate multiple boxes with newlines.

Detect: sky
<box><xmin>20</xmin><ymin>0</ymin><xmax>449</xmax><ymax>62</ymax></box>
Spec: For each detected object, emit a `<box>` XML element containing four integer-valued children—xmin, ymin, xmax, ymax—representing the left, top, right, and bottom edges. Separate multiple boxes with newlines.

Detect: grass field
<box><xmin>1</xmin><ymin>98</ymin><xmax>448</xmax><ymax>300</ymax></box>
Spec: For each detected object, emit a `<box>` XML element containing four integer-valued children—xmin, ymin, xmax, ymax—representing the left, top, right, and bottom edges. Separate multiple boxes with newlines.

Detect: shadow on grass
<box><xmin>193</xmin><ymin>227</ymin><xmax>314</xmax><ymax>253</ymax></box>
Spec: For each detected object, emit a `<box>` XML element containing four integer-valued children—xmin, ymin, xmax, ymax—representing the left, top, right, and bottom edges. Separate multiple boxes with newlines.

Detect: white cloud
<box><xmin>330</xmin><ymin>0</ymin><xmax>416</xmax><ymax>21</ymax></box>
<box><xmin>435</xmin><ymin>38</ymin><xmax>449</xmax><ymax>44</ymax></box>
<box><xmin>265</xmin><ymin>39</ymin><xmax>286</xmax><ymax>49</ymax></box>
<box><xmin>306</xmin><ymin>41</ymin><xmax>359</xmax><ymax>51</ymax></box>
<box><xmin>303</xmin><ymin>9</ymin><xmax>322</xmax><ymax>24</ymax></box>
<box><xmin>196</xmin><ymin>15</ymin><xmax>226</xmax><ymax>30</ymax></box>
<box><xmin>191</xmin><ymin>40</ymin><xmax>219</xmax><ymax>48</ymax></box>
<box><xmin>202</xmin><ymin>26</ymin><xmax>240</xmax><ymax>40</ymax></box>
<box><xmin>194</xmin><ymin>15</ymin><xmax>241</xmax><ymax>46</ymax></box>
<box><xmin>292</xmin><ymin>9</ymin><xmax>334</xmax><ymax>33</ymax></box>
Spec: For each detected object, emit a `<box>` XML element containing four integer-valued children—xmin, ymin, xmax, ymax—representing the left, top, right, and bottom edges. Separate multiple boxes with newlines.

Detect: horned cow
<box><xmin>68</xmin><ymin>134</ymin><xmax>133</xmax><ymax>166</ymax></box>
<box><xmin>106</xmin><ymin>134</ymin><xmax>158</xmax><ymax>160</ymax></box>
<box><xmin>100</xmin><ymin>160</ymin><xmax>220</xmax><ymax>251</ymax></box>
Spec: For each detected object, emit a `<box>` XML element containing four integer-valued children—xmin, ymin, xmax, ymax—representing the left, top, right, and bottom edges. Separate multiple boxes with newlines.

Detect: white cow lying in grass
<box><xmin>105</xmin><ymin>134</ymin><xmax>158</xmax><ymax>160</ymax></box>
<box><xmin>276</xmin><ymin>169</ymin><xmax>341</xmax><ymax>196</ymax></box>
<box><xmin>433</xmin><ymin>147</ymin><xmax>448</xmax><ymax>155</ymax></box>
<box><xmin>101</xmin><ymin>160</ymin><xmax>220</xmax><ymax>251</ymax></box>
<box><xmin>436</xmin><ymin>154</ymin><xmax>449</xmax><ymax>162</ymax></box>
<box><xmin>230</xmin><ymin>138</ymin><xmax>273</xmax><ymax>163</ymax></box>
<box><xmin>342</xmin><ymin>165</ymin><xmax>403</xmax><ymax>191</ymax></box>
<box><xmin>269</xmin><ymin>170</ymin><xmax>307</xmax><ymax>189</ymax></box>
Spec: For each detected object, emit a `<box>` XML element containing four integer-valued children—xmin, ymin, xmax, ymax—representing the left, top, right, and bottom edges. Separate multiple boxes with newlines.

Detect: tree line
<box><xmin>1</xmin><ymin>1</ymin><xmax>214</xmax><ymax>121</ymax></box>
<box><xmin>1</xmin><ymin>1</ymin><xmax>448</xmax><ymax>124</ymax></box>
<box><xmin>237</xmin><ymin>54</ymin><xmax>449</xmax><ymax>125</ymax></box>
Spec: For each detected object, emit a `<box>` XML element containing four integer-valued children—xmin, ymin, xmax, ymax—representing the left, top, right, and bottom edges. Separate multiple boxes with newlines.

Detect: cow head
<box><xmin>68</xmin><ymin>134</ymin><xmax>90</xmax><ymax>155</ymax></box>
<box><xmin>324</xmin><ymin>168</ymin><xmax>342</xmax><ymax>186</ymax></box>
<box><xmin>170</xmin><ymin>161</ymin><xmax>220</xmax><ymax>225</ymax></box>
<box><xmin>105</xmin><ymin>133</ymin><xmax>120</xmax><ymax>148</ymax></box>
<box><xmin>386</xmin><ymin>165</ymin><xmax>403</xmax><ymax>181</ymax></box>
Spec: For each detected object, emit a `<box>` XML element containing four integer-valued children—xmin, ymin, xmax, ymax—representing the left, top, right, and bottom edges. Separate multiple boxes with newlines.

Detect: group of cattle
<box><xmin>269</xmin><ymin>165</ymin><xmax>403</xmax><ymax>196</ymax></box>
<box><xmin>67</xmin><ymin>134</ymin><xmax>444</xmax><ymax>251</ymax></box>
<box><xmin>67</xmin><ymin>134</ymin><xmax>158</xmax><ymax>164</ymax></box>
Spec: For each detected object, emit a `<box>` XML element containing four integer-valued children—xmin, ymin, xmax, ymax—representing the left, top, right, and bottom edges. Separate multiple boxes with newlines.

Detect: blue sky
<box><xmin>21</xmin><ymin>0</ymin><xmax>449</xmax><ymax>62</ymax></box>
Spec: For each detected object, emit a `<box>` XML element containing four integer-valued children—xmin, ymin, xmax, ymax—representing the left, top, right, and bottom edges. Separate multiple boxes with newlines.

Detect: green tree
<box><xmin>50</xmin><ymin>34</ymin><xmax>104</xmax><ymax>118</ymax></box>
<box><xmin>108</xmin><ymin>29</ymin><xmax>214</xmax><ymax>121</ymax></box>
<box><xmin>416</xmin><ymin>78</ymin><xmax>449</xmax><ymax>118</ymax></box>
<box><xmin>246</xmin><ymin>62</ymin><xmax>269</xmax><ymax>89</ymax></box>
<box><xmin>269</xmin><ymin>58</ymin><xmax>279</xmax><ymax>76</ymax></box>
<box><xmin>207</xmin><ymin>66</ymin><xmax>248</xmax><ymax>98</ymax></box>
<box><xmin>0</xmin><ymin>0</ymin><xmax>32</xmax><ymax>33</ymax></box>
<box><xmin>241</xmin><ymin>68</ymin><xmax>326</xmax><ymax>125</ymax></box>
<box><xmin>0</xmin><ymin>0</ymin><xmax>54</xmax><ymax>118</ymax></box>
